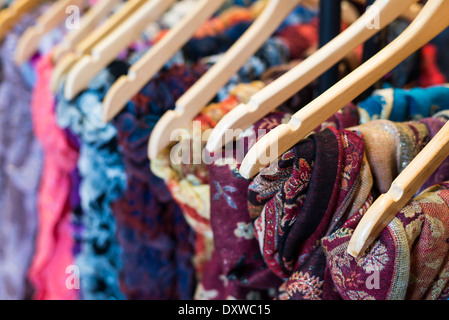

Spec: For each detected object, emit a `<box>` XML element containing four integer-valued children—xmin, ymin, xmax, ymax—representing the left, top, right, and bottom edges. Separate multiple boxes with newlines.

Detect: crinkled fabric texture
<box><xmin>0</xmin><ymin>8</ymin><xmax>46</xmax><ymax>300</ymax></box>
<box><xmin>351</xmin><ymin>114</ymin><xmax>449</xmax><ymax>195</ymax></box>
<box><xmin>112</xmin><ymin>63</ymin><xmax>208</xmax><ymax>300</ymax></box>
<box><xmin>29</xmin><ymin>52</ymin><xmax>81</xmax><ymax>300</ymax></box>
<box><xmin>56</xmin><ymin>61</ymin><xmax>130</xmax><ymax>300</ymax></box>
<box><xmin>422</xmin><ymin>110</ymin><xmax>449</xmax><ymax>193</ymax></box>
<box><xmin>322</xmin><ymin>182</ymin><xmax>449</xmax><ymax>300</ymax></box>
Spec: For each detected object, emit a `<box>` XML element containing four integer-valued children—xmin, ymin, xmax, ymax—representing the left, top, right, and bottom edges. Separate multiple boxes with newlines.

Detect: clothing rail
<box><xmin>318</xmin><ymin>0</ymin><xmax>341</xmax><ymax>94</ymax></box>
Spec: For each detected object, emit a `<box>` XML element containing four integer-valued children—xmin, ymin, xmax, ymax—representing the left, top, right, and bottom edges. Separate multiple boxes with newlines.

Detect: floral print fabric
<box><xmin>201</xmin><ymin>111</ymin><xmax>292</xmax><ymax>300</ymax></box>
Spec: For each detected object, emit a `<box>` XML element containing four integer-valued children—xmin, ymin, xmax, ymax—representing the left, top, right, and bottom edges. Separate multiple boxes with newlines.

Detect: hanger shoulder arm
<box><xmin>51</xmin><ymin>52</ymin><xmax>78</xmax><ymax>93</ymax></box>
<box><xmin>240</xmin><ymin>0</ymin><xmax>449</xmax><ymax>179</ymax></box>
<box><xmin>74</xmin><ymin>0</ymin><xmax>145</xmax><ymax>56</ymax></box>
<box><xmin>175</xmin><ymin>0</ymin><xmax>300</xmax><ymax>117</ymax></box>
<box><xmin>148</xmin><ymin>0</ymin><xmax>300</xmax><ymax>160</ymax></box>
<box><xmin>0</xmin><ymin>0</ymin><xmax>44</xmax><ymax>40</ymax></box>
<box><xmin>206</xmin><ymin>0</ymin><xmax>417</xmax><ymax>153</ymax></box>
<box><xmin>64</xmin><ymin>0</ymin><xmax>175</xmax><ymax>100</ymax></box>
<box><xmin>102</xmin><ymin>0</ymin><xmax>227</xmax><ymax>123</ymax></box>
<box><xmin>51</xmin><ymin>0</ymin><xmax>140</xmax><ymax>92</ymax></box>
<box><xmin>348</xmin><ymin>120</ymin><xmax>449</xmax><ymax>257</ymax></box>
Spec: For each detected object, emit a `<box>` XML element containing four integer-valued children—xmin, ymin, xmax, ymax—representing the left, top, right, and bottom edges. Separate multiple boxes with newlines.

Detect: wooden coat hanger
<box><xmin>50</xmin><ymin>0</ymin><xmax>146</xmax><ymax>93</ymax></box>
<box><xmin>347</xmin><ymin>119</ymin><xmax>449</xmax><ymax>258</ymax></box>
<box><xmin>101</xmin><ymin>0</ymin><xmax>227</xmax><ymax>123</ymax></box>
<box><xmin>102</xmin><ymin>0</ymin><xmax>362</xmax><ymax>124</ymax></box>
<box><xmin>14</xmin><ymin>0</ymin><xmax>87</xmax><ymax>65</ymax></box>
<box><xmin>351</xmin><ymin>0</ymin><xmax>422</xmax><ymax>21</ymax></box>
<box><xmin>0</xmin><ymin>0</ymin><xmax>44</xmax><ymax>41</ymax></box>
<box><xmin>51</xmin><ymin>0</ymin><xmax>122</xmax><ymax>64</ymax></box>
<box><xmin>147</xmin><ymin>0</ymin><xmax>304</xmax><ymax>160</ymax></box>
<box><xmin>205</xmin><ymin>0</ymin><xmax>417</xmax><ymax>154</ymax></box>
<box><xmin>63</xmin><ymin>0</ymin><xmax>176</xmax><ymax>100</ymax></box>
<box><xmin>238</xmin><ymin>0</ymin><xmax>449</xmax><ymax>180</ymax></box>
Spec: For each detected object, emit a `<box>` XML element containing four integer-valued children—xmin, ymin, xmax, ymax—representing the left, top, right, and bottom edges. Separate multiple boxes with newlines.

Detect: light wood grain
<box><xmin>50</xmin><ymin>0</ymin><xmax>146</xmax><ymax>94</ymax></box>
<box><xmin>14</xmin><ymin>0</ymin><xmax>86</xmax><ymax>65</ymax></box>
<box><xmin>206</xmin><ymin>0</ymin><xmax>416</xmax><ymax>154</ymax></box>
<box><xmin>63</xmin><ymin>0</ymin><xmax>175</xmax><ymax>100</ymax></box>
<box><xmin>147</xmin><ymin>0</ymin><xmax>301</xmax><ymax>160</ymax></box>
<box><xmin>102</xmin><ymin>0</ymin><xmax>227</xmax><ymax>123</ymax></box>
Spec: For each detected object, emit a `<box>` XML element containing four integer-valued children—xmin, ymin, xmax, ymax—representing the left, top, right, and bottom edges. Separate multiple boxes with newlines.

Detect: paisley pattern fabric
<box><xmin>152</xmin><ymin>81</ymin><xmax>271</xmax><ymax>288</ymax></box>
<box><xmin>248</xmin><ymin>127</ymin><xmax>366</xmax><ymax>300</ymax></box>
<box><xmin>322</xmin><ymin>182</ymin><xmax>449</xmax><ymax>300</ymax></box>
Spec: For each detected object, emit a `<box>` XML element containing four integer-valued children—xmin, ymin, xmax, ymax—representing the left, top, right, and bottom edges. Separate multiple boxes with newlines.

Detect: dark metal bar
<box><xmin>317</xmin><ymin>0</ymin><xmax>342</xmax><ymax>94</ymax></box>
